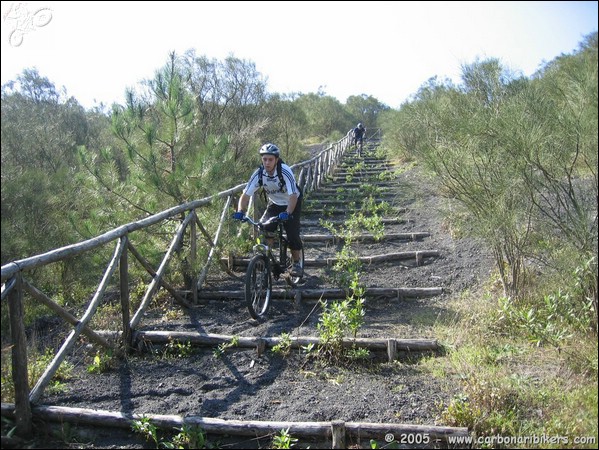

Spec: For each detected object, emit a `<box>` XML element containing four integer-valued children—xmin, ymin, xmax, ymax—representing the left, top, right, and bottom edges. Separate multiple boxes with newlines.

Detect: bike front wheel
<box><xmin>245</xmin><ymin>254</ymin><xmax>272</xmax><ymax>320</ymax></box>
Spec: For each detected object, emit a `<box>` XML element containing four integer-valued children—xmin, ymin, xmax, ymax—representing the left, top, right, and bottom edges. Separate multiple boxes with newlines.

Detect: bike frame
<box><xmin>245</xmin><ymin>216</ymin><xmax>290</xmax><ymax>279</ymax></box>
<box><xmin>356</xmin><ymin>138</ymin><xmax>363</xmax><ymax>157</ymax></box>
<box><xmin>239</xmin><ymin>214</ymin><xmax>303</xmax><ymax>320</ymax></box>
<box><xmin>353</xmin><ymin>134</ymin><xmax>364</xmax><ymax>157</ymax></box>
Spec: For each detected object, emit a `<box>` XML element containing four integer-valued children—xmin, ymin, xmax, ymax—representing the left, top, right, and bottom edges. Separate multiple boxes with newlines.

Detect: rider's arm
<box><xmin>238</xmin><ymin>193</ymin><xmax>250</xmax><ymax>213</ymax></box>
<box><xmin>238</xmin><ymin>168</ymin><xmax>261</xmax><ymax>213</ymax></box>
<box><xmin>286</xmin><ymin>193</ymin><xmax>298</xmax><ymax>215</ymax></box>
<box><xmin>280</xmin><ymin>164</ymin><xmax>300</xmax><ymax>215</ymax></box>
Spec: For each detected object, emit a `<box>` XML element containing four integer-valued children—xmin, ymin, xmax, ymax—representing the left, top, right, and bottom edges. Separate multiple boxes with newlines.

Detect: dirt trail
<box><xmin>29</xmin><ymin>141</ymin><xmax>495</xmax><ymax>449</ymax></box>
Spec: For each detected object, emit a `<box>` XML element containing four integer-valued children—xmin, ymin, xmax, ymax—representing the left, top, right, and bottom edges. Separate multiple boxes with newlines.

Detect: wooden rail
<box><xmin>301</xmin><ymin>232</ymin><xmax>431</xmax><ymax>242</ymax></box>
<box><xmin>223</xmin><ymin>250</ymin><xmax>440</xmax><ymax>269</ymax></box>
<box><xmin>1</xmin><ymin>132</ymin><xmax>457</xmax><ymax>446</ymax></box>
<box><xmin>1</xmin><ymin>134</ymin><xmax>352</xmax><ymax>434</ymax></box>
<box><xmin>0</xmin><ymin>403</ymin><xmax>469</xmax><ymax>449</ymax></box>
<box><xmin>195</xmin><ymin>286</ymin><xmax>443</xmax><ymax>300</ymax></box>
<box><xmin>87</xmin><ymin>330</ymin><xmax>440</xmax><ymax>357</ymax></box>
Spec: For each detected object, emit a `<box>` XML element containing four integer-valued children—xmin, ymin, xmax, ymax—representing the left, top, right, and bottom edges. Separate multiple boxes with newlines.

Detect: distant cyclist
<box><xmin>233</xmin><ymin>143</ymin><xmax>303</xmax><ymax>277</ymax></box>
<box><xmin>353</xmin><ymin>123</ymin><xmax>366</xmax><ymax>156</ymax></box>
<box><xmin>353</xmin><ymin>122</ymin><xmax>366</xmax><ymax>145</ymax></box>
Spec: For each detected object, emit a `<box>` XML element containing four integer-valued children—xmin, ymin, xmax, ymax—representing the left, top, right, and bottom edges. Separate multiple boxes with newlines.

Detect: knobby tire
<box><xmin>245</xmin><ymin>254</ymin><xmax>272</xmax><ymax>320</ymax></box>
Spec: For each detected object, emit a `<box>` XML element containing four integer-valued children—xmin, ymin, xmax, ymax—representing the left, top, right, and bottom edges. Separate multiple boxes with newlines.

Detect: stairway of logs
<box><xmin>21</xmin><ymin>139</ymin><xmax>468</xmax><ymax>449</ymax></box>
<box><xmin>200</xmin><ymin>138</ymin><xmax>446</xmax><ymax>353</ymax></box>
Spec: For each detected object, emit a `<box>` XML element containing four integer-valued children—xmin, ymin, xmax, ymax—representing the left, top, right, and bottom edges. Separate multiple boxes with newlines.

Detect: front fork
<box><xmin>255</xmin><ymin>223</ymin><xmax>288</xmax><ymax>279</ymax></box>
<box><xmin>253</xmin><ymin>243</ymin><xmax>282</xmax><ymax>280</ymax></box>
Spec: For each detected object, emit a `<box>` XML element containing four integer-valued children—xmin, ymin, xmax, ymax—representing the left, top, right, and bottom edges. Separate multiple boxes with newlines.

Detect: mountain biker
<box><xmin>233</xmin><ymin>143</ymin><xmax>303</xmax><ymax>278</ymax></box>
<box><xmin>353</xmin><ymin>122</ymin><xmax>366</xmax><ymax>147</ymax></box>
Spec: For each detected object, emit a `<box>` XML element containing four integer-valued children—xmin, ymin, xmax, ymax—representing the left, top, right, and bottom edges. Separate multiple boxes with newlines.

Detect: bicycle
<box><xmin>355</xmin><ymin>138</ymin><xmax>364</xmax><ymax>157</ymax></box>
<box><xmin>236</xmin><ymin>214</ymin><xmax>305</xmax><ymax>320</ymax></box>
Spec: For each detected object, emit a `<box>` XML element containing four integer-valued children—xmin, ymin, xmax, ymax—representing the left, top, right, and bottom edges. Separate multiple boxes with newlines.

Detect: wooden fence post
<box><xmin>190</xmin><ymin>212</ymin><xmax>197</xmax><ymax>304</ymax></box>
<box><xmin>305</xmin><ymin>165</ymin><xmax>313</xmax><ymax>194</ymax></box>
<box><xmin>256</xmin><ymin>338</ymin><xmax>266</xmax><ymax>357</ymax></box>
<box><xmin>311</xmin><ymin>160</ymin><xmax>319</xmax><ymax>192</ymax></box>
<box><xmin>416</xmin><ymin>251</ymin><xmax>423</xmax><ymax>267</ymax></box>
<box><xmin>119</xmin><ymin>235</ymin><xmax>131</xmax><ymax>349</ymax></box>
<box><xmin>331</xmin><ymin>420</ymin><xmax>346</xmax><ymax>449</ymax></box>
<box><xmin>7</xmin><ymin>273</ymin><xmax>32</xmax><ymax>435</ymax></box>
<box><xmin>297</xmin><ymin>167</ymin><xmax>306</xmax><ymax>193</ymax></box>
<box><xmin>387</xmin><ymin>338</ymin><xmax>397</xmax><ymax>362</ymax></box>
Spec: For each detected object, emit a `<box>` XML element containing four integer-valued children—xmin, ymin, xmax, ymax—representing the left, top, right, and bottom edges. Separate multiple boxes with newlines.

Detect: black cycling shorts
<box><xmin>260</xmin><ymin>197</ymin><xmax>303</xmax><ymax>251</ymax></box>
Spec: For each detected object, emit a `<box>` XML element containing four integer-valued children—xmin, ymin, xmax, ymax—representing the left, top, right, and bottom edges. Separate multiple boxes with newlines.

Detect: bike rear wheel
<box><xmin>245</xmin><ymin>254</ymin><xmax>272</xmax><ymax>320</ymax></box>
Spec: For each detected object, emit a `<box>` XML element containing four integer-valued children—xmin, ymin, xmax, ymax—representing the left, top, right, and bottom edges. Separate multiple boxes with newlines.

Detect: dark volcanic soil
<box><xmin>22</xmin><ymin>143</ymin><xmax>495</xmax><ymax>449</ymax></box>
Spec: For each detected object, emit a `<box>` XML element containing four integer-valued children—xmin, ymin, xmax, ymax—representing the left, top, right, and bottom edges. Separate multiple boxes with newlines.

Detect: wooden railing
<box><xmin>0</xmin><ymin>134</ymin><xmax>353</xmax><ymax>434</ymax></box>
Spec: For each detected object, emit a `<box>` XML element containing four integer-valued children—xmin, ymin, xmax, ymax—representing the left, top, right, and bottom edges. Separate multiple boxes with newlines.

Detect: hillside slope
<box><xmin>32</xmin><ymin>142</ymin><xmax>495</xmax><ymax>449</ymax></box>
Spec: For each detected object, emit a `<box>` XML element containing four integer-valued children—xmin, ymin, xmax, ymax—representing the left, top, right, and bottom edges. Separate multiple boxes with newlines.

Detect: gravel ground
<box><xmin>14</xmin><ymin>143</ymin><xmax>495</xmax><ymax>449</ymax></box>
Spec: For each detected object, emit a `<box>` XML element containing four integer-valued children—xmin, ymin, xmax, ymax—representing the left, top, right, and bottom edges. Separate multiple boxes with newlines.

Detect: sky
<box><xmin>1</xmin><ymin>1</ymin><xmax>597</xmax><ymax>110</ymax></box>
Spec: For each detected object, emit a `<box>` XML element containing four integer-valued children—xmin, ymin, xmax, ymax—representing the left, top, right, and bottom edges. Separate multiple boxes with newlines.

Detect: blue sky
<box><xmin>1</xmin><ymin>1</ymin><xmax>597</xmax><ymax>109</ymax></box>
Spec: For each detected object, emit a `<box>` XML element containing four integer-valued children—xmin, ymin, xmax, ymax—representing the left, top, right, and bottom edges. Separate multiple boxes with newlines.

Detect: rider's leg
<box><xmin>291</xmin><ymin>249</ymin><xmax>301</xmax><ymax>263</ymax></box>
<box><xmin>285</xmin><ymin>198</ymin><xmax>303</xmax><ymax>274</ymax></box>
<box><xmin>260</xmin><ymin>203</ymin><xmax>280</xmax><ymax>249</ymax></box>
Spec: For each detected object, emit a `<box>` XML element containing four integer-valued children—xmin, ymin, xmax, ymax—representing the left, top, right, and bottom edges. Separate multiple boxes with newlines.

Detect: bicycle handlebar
<box><xmin>237</xmin><ymin>215</ymin><xmax>281</xmax><ymax>228</ymax></box>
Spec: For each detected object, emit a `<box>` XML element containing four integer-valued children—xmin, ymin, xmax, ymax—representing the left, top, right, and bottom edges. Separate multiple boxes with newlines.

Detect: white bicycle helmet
<box><xmin>259</xmin><ymin>143</ymin><xmax>280</xmax><ymax>157</ymax></box>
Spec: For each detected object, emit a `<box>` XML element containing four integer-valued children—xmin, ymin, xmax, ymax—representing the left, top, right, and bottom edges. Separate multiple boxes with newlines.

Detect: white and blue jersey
<box><xmin>243</xmin><ymin>163</ymin><xmax>301</xmax><ymax>206</ymax></box>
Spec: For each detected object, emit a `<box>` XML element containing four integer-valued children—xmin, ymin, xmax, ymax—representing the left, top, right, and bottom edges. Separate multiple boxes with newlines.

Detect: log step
<box><xmin>301</xmin><ymin>232</ymin><xmax>430</xmax><ymax>242</ymax></box>
<box><xmin>305</xmin><ymin>194</ymin><xmax>397</xmax><ymax>202</ymax></box>
<box><xmin>327</xmin><ymin>177</ymin><xmax>399</xmax><ymax>184</ymax></box>
<box><xmin>132</xmin><ymin>331</ymin><xmax>440</xmax><ymax>353</ymax></box>
<box><xmin>318</xmin><ymin>181</ymin><xmax>399</xmax><ymax>189</ymax></box>
<box><xmin>302</xmin><ymin>217</ymin><xmax>410</xmax><ymax>226</ymax></box>
<box><xmin>333</xmin><ymin>169</ymin><xmax>395</xmax><ymax>176</ymax></box>
<box><xmin>302</xmin><ymin>207</ymin><xmax>406</xmax><ymax>215</ymax></box>
<box><xmin>303</xmin><ymin>198</ymin><xmax>398</xmax><ymax>206</ymax></box>
<box><xmin>195</xmin><ymin>287</ymin><xmax>443</xmax><ymax>300</ymax></box>
<box><xmin>223</xmin><ymin>251</ymin><xmax>440</xmax><ymax>268</ymax></box>
<box><xmin>313</xmin><ymin>186</ymin><xmax>393</xmax><ymax>194</ymax></box>
<box><xmin>0</xmin><ymin>404</ymin><xmax>469</xmax><ymax>444</ymax></box>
